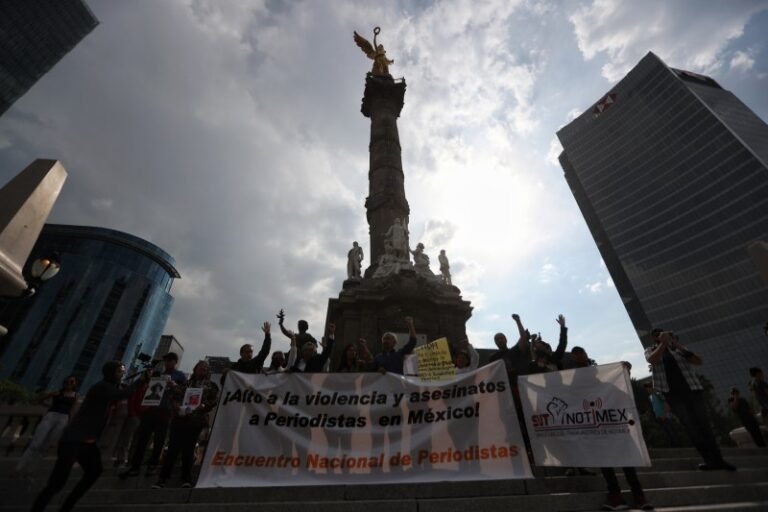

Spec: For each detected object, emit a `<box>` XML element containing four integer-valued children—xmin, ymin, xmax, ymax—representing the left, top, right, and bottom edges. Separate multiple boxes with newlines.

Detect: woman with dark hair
<box><xmin>336</xmin><ymin>339</ymin><xmax>373</xmax><ymax>372</ymax></box>
<box><xmin>15</xmin><ymin>376</ymin><xmax>79</xmax><ymax>476</ymax></box>
<box><xmin>153</xmin><ymin>360</ymin><xmax>219</xmax><ymax>488</ymax></box>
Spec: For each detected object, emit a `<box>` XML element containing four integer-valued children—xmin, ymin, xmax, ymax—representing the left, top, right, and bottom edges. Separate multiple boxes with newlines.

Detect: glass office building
<box><xmin>0</xmin><ymin>224</ymin><xmax>180</xmax><ymax>391</ymax></box>
<box><xmin>0</xmin><ymin>0</ymin><xmax>98</xmax><ymax>115</ymax></box>
<box><xmin>558</xmin><ymin>52</ymin><xmax>768</xmax><ymax>400</ymax></box>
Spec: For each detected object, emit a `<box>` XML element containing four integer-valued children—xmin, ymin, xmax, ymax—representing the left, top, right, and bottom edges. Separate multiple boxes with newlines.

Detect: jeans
<box><xmin>665</xmin><ymin>391</ymin><xmax>724</xmax><ymax>465</ymax></box>
<box><xmin>112</xmin><ymin>415</ymin><xmax>140</xmax><ymax>463</ymax></box>
<box><xmin>158</xmin><ymin>423</ymin><xmax>203</xmax><ymax>483</ymax></box>
<box><xmin>16</xmin><ymin>412</ymin><xmax>69</xmax><ymax>473</ymax></box>
<box><xmin>128</xmin><ymin>413</ymin><xmax>170</xmax><ymax>469</ymax></box>
<box><xmin>30</xmin><ymin>441</ymin><xmax>103</xmax><ymax>512</ymax></box>
<box><xmin>601</xmin><ymin>467</ymin><xmax>643</xmax><ymax>495</ymax></box>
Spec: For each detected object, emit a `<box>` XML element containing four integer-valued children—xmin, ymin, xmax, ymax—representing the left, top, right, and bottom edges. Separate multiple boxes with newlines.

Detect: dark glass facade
<box><xmin>0</xmin><ymin>0</ymin><xmax>98</xmax><ymax>115</ymax></box>
<box><xmin>0</xmin><ymin>224</ymin><xmax>180</xmax><ymax>391</ymax></box>
<box><xmin>558</xmin><ymin>52</ymin><xmax>768</xmax><ymax>400</ymax></box>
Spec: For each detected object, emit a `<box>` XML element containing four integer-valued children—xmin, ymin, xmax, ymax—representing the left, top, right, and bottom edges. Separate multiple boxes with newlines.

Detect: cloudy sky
<box><xmin>1</xmin><ymin>0</ymin><xmax>767</xmax><ymax>375</ymax></box>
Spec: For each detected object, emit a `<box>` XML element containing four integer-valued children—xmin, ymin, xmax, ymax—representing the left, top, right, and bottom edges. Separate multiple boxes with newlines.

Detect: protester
<box><xmin>372</xmin><ymin>316</ymin><xmax>417</xmax><ymax>375</ymax></box>
<box><xmin>489</xmin><ymin>313</ymin><xmax>530</xmax><ymax>385</ymax></box>
<box><xmin>263</xmin><ymin>335</ymin><xmax>297</xmax><ymax>374</ymax></box>
<box><xmin>454</xmin><ymin>338</ymin><xmax>479</xmax><ymax>374</ymax></box>
<box><xmin>111</xmin><ymin>383</ymin><xmax>144</xmax><ymax>467</ymax></box>
<box><xmin>749</xmin><ymin>367</ymin><xmax>768</xmax><ymax>425</ymax></box>
<box><xmin>562</xmin><ymin>345</ymin><xmax>596</xmax><ymax>477</ymax></box>
<box><xmin>15</xmin><ymin>376</ymin><xmax>79</xmax><ymax>476</ymax></box>
<box><xmin>729</xmin><ymin>387</ymin><xmax>766</xmax><ymax>448</ymax></box>
<box><xmin>528</xmin><ymin>315</ymin><xmax>568</xmax><ymax>373</ymax></box>
<box><xmin>593</xmin><ymin>360</ymin><xmax>655</xmax><ymax>510</ymax></box>
<box><xmin>278</xmin><ymin>308</ymin><xmax>318</xmax><ymax>347</ymax></box>
<box><xmin>153</xmin><ymin>360</ymin><xmax>220</xmax><ymax>488</ymax></box>
<box><xmin>336</xmin><ymin>338</ymin><xmax>373</xmax><ymax>372</ymax></box>
<box><xmin>120</xmin><ymin>352</ymin><xmax>187</xmax><ymax>478</ymax></box>
<box><xmin>30</xmin><ymin>362</ymin><xmax>150</xmax><ymax>512</ymax></box>
<box><xmin>644</xmin><ymin>382</ymin><xmax>682</xmax><ymax>446</ymax></box>
<box><xmin>645</xmin><ymin>329</ymin><xmax>735</xmax><ymax>471</ymax></box>
<box><xmin>290</xmin><ymin>323</ymin><xmax>336</xmax><ymax>373</ymax></box>
<box><xmin>489</xmin><ymin>314</ymin><xmax>533</xmax><ymax>463</ymax></box>
<box><xmin>231</xmin><ymin>322</ymin><xmax>272</xmax><ymax>373</ymax></box>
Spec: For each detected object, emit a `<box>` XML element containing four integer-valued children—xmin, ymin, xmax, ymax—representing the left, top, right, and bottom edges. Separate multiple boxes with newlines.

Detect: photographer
<box><xmin>645</xmin><ymin>329</ymin><xmax>735</xmax><ymax>471</ymax></box>
<box><xmin>120</xmin><ymin>352</ymin><xmax>187</xmax><ymax>478</ymax></box>
<box><xmin>30</xmin><ymin>362</ymin><xmax>150</xmax><ymax>512</ymax></box>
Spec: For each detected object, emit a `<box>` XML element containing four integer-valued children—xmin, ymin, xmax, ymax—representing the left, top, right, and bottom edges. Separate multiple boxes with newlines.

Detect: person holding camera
<box><xmin>30</xmin><ymin>362</ymin><xmax>151</xmax><ymax>512</ymax></box>
<box><xmin>120</xmin><ymin>352</ymin><xmax>187</xmax><ymax>478</ymax></box>
<box><xmin>645</xmin><ymin>329</ymin><xmax>735</xmax><ymax>471</ymax></box>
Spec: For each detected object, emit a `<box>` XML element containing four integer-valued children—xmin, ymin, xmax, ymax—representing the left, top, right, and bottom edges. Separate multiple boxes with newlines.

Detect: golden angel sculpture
<box><xmin>353</xmin><ymin>27</ymin><xmax>394</xmax><ymax>76</ymax></box>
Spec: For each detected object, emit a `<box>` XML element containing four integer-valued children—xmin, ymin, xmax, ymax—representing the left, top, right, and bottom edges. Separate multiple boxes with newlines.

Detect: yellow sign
<box><xmin>414</xmin><ymin>337</ymin><xmax>456</xmax><ymax>381</ymax></box>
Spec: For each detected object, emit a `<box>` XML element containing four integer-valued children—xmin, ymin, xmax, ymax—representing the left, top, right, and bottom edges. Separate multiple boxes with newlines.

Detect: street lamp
<box><xmin>0</xmin><ymin>252</ymin><xmax>62</xmax><ymax>336</ymax></box>
<box><xmin>27</xmin><ymin>254</ymin><xmax>62</xmax><ymax>294</ymax></box>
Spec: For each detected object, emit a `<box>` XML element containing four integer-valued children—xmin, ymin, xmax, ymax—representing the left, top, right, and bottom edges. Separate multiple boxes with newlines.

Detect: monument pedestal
<box><xmin>326</xmin><ymin>270</ymin><xmax>472</xmax><ymax>366</ymax></box>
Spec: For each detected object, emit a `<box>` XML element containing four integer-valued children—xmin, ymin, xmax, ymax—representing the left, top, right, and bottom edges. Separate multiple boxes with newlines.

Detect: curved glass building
<box><xmin>0</xmin><ymin>224</ymin><xmax>180</xmax><ymax>391</ymax></box>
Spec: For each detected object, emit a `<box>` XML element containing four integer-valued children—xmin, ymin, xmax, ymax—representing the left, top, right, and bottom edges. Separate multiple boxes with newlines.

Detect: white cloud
<box><xmin>539</xmin><ymin>262</ymin><xmax>560</xmax><ymax>284</ymax></box>
<box><xmin>89</xmin><ymin>198</ymin><xmax>113</xmax><ymax>210</ymax></box>
<box><xmin>730</xmin><ymin>49</ymin><xmax>756</xmax><ymax>71</ymax></box>
<box><xmin>546</xmin><ymin>137</ymin><xmax>563</xmax><ymax>167</ymax></box>
<box><xmin>570</xmin><ymin>0</ymin><xmax>767</xmax><ymax>81</ymax></box>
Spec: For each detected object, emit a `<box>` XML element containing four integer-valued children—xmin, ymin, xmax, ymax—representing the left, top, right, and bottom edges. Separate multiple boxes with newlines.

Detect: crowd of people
<box><xmin>17</xmin><ymin>311</ymin><xmax>767</xmax><ymax>512</ymax></box>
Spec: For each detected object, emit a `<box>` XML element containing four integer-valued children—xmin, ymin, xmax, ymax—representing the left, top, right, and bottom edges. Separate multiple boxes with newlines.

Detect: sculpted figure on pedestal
<box><xmin>353</xmin><ymin>27</ymin><xmax>394</xmax><ymax>76</ymax></box>
<box><xmin>438</xmin><ymin>249</ymin><xmax>452</xmax><ymax>286</ymax></box>
<box><xmin>410</xmin><ymin>243</ymin><xmax>430</xmax><ymax>270</ymax></box>
<box><xmin>410</xmin><ymin>243</ymin><xmax>439</xmax><ymax>280</ymax></box>
<box><xmin>384</xmin><ymin>218</ymin><xmax>409</xmax><ymax>260</ymax></box>
<box><xmin>347</xmin><ymin>241</ymin><xmax>364</xmax><ymax>279</ymax></box>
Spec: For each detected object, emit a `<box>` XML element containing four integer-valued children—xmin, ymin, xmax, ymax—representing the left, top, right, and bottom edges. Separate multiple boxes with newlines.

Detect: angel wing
<box><xmin>353</xmin><ymin>31</ymin><xmax>376</xmax><ymax>59</ymax></box>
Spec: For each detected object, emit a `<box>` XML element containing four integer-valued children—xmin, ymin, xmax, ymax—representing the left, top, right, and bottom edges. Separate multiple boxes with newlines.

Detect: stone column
<box><xmin>0</xmin><ymin>159</ymin><xmax>67</xmax><ymax>296</ymax></box>
<box><xmin>361</xmin><ymin>74</ymin><xmax>410</xmax><ymax>277</ymax></box>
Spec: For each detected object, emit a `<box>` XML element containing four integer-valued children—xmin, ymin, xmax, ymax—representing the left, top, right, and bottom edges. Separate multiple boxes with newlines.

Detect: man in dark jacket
<box><xmin>290</xmin><ymin>323</ymin><xmax>335</xmax><ymax>373</ymax></box>
<box><xmin>372</xmin><ymin>316</ymin><xmax>417</xmax><ymax>375</ymax></box>
<box><xmin>31</xmin><ymin>361</ymin><xmax>150</xmax><ymax>512</ymax></box>
<box><xmin>231</xmin><ymin>322</ymin><xmax>272</xmax><ymax>373</ymax></box>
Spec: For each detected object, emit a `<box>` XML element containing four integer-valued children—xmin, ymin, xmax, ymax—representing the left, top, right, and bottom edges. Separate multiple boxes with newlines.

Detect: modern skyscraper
<box><xmin>0</xmin><ymin>0</ymin><xmax>98</xmax><ymax>115</ymax></box>
<box><xmin>0</xmin><ymin>224</ymin><xmax>180</xmax><ymax>391</ymax></box>
<box><xmin>557</xmin><ymin>52</ymin><xmax>768</xmax><ymax>400</ymax></box>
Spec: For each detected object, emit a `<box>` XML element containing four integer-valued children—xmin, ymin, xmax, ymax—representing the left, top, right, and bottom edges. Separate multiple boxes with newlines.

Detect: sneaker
<box><xmin>145</xmin><ymin>465</ymin><xmax>157</xmax><ymax>476</ymax></box>
<box><xmin>151</xmin><ymin>481</ymin><xmax>165</xmax><ymax>489</ymax></box>
<box><xmin>181</xmin><ymin>482</ymin><xmax>192</xmax><ymax>488</ymax></box>
<box><xmin>601</xmin><ymin>493</ymin><xmax>630</xmax><ymax>511</ymax></box>
<box><xmin>118</xmin><ymin>468</ymin><xmax>140</xmax><ymax>479</ymax></box>
<box><xmin>633</xmin><ymin>492</ymin><xmax>655</xmax><ymax>510</ymax></box>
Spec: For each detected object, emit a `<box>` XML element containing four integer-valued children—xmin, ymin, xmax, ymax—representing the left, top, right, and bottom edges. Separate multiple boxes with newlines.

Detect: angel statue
<box><xmin>353</xmin><ymin>27</ymin><xmax>394</xmax><ymax>76</ymax></box>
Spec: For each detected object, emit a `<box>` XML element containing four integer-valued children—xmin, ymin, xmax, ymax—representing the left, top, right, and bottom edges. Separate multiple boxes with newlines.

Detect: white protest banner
<box><xmin>197</xmin><ymin>360</ymin><xmax>532</xmax><ymax>487</ymax></box>
<box><xmin>518</xmin><ymin>363</ymin><xmax>650</xmax><ymax>468</ymax></box>
<box><xmin>141</xmin><ymin>377</ymin><xmax>168</xmax><ymax>407</ymax></box>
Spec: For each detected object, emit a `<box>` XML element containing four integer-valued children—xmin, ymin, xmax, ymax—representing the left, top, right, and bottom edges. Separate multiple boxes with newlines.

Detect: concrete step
<box><xmin>4</xmin><ymin>466</ymin><xmax>767</xmax><ymax>497</ymax></box>
<box><xmin>4</xmin><ymin>483</ymin><xmax>768</xmax><ymax>512</ymax></box>
<box><xmin>653</xmin><ymin>503</ymin><xmax>768</xmax><ymax>512</ymax></box>
<box><xmin>647</xmin><ymin>447</ymin><xmax>768</xmax><ymax>458</ymax></box>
